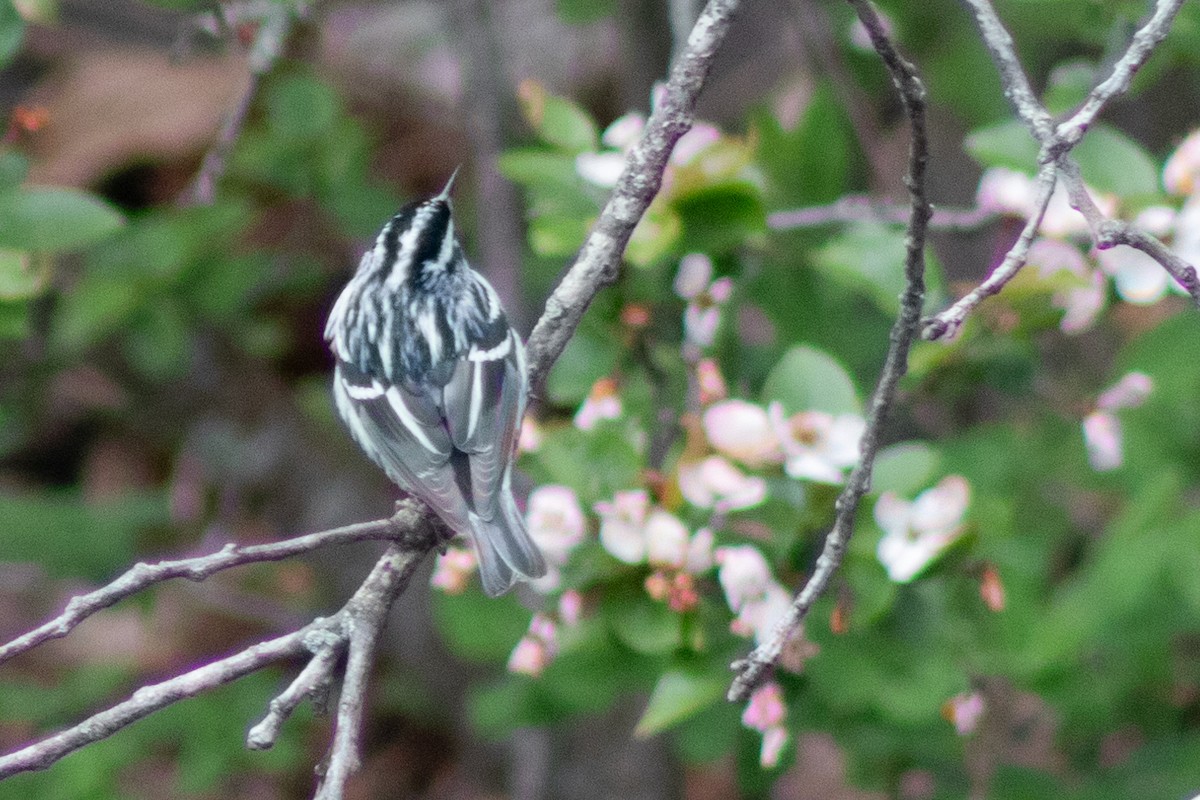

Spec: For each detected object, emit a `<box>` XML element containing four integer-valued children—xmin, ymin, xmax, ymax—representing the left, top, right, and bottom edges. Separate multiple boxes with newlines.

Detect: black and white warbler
<box><xmin>325</xmin><ymin>173</ymin><xmax>547</xmax><ymax>596</ymax></box>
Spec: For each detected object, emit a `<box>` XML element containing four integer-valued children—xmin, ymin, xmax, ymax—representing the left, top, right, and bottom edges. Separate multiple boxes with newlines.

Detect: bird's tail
<box><xmin>469</xmin><ymin>476</ymin><xmax>547</xmax><ymax>597</ymax></box>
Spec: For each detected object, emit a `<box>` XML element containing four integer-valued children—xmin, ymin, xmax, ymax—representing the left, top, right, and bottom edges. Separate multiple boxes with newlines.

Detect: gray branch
<box><xmin>729</xmin><ymin>0</ymin><xmax>931</xmax><ymax>703</ymax></box>
<box><xmin>927</xmin><ymin>0</ymin><xmax>1197</xmax><ymax>339</ymax></box>
<box><xmin>525</xmin><ymin>0</ymin><xmax>744</xmax><ymax>390</ymax></box>
<box><xmin>768</xmin><ymin>196</ymin><xmax>998</xmax><ymax>232</ymax></box>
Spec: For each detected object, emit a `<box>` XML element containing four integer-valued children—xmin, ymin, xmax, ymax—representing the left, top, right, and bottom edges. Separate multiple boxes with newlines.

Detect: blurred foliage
<box><xmin>2</xmin><ymin>0</ymin><xmax>1200</xmax><ymax>798</ymax></box>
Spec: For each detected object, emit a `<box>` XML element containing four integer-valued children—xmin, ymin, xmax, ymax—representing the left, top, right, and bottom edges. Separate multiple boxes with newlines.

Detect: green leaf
<box><xmin>0</xmin><ymin>187</ymin><xmax>124</xmax><ymax>251</ymax></box>
<box><xmin>529</xmin><ymin>213</ymin><xmax>592</xmax><ymax>256</ymax></box>
<box><xmin>0</xmin><ymin>298</ymin><xmax>29</xmax><ymax>339</ymax></box>
<box><xmin>871</xmin><ymin>442</ymin><xmax>941</xmax><ymax>496</ymax></box>
<box><xmin>757</xmin><ymin>82</ymin><xmax>853</xmax><ymax>205</ymax></box>
<box><xmin>674</xmin><ymin>182</ymin><xmax>766</xmax><ymax>253</ymax></box>
<box><xmin>264</xmin><ymin>74</ymin><xmax>339</xmax><ymax>142</ymax></box>
<box><xmin>53</xmin><ymin>274</ymin><xmax>142</xmax><ymax>351</ymax></box>
<box><xmin>761</xmin><ymin>344</ymin><xmax>861</xmax><ymax>415</ymax></box>
<box><xmin>1072</xmin><ymin>124</ymin><xmax>1160</xmax><ymax>197</ymax></box>
<box><xmin>520</xmin><ymin>85</ymin><xmax>598</xmax><ymax>154</ymax></box>
<box><xmin>0</xmin><ymin>250</ymin><xmax>44</xmax><ymax>299</ymax></box>
<box><xmin>1042</xmin><ymin>60</ymin><xmax>1097</xmax><ymax>116</ymax></box>
<box><xmin>607</xmin><ymin>593</ymin><xmax>682</xmax><ymax>655</ymax></box>
<box><xmin>431</xmin><ymin>588</ymin><xmax>530</xmax><ymax>663</ymax></box>
<box><xmin>544</xmin><ymin>327</ymin><xmax>620</xmax><ymax>405</ymax></box>
<box><xmin>634</xmin><ymin>669</ymin><xmax>727</xmax><ymax>737</ymax></box>
<box><xmin>0</xmin><ymin>0</ymin><xmax>24</xmax><ymax>69</ymax></box>
<box><xmin>811</xmin><ymin>222</ymin><xmax>909</xmax><ymax>313</ymax></box>
<box><xmin>0</xmin><ymin>149</ymin><xmax>29</xmax><ymax>189</ymax></box>
<box><xmin>963</xmin><ymin>119</ymin><xmax>1040</xmax><ymax>174</ymax></box>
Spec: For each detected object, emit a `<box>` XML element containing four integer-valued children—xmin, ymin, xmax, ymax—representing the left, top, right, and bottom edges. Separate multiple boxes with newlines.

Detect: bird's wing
<box><xmin>333</xmin><ymin>359</ymin><xmax>472</xmax><ymax>530</ymax></box>
<box><xmin>442</xmin><ymin>325</ymin><xmax>526</xmax><ymax>521</ymax></box>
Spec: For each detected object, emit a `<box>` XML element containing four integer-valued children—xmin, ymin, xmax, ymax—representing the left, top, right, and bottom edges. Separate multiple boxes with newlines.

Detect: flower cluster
<box><xmin>742</xmin><ymin>682</ymin><xmax>790</xmax><ymax>768</ymax></box>
<box><xmin>875</xmin><ymin>476</ymin><xmax>971</xmax><ymax>583</ymax></box>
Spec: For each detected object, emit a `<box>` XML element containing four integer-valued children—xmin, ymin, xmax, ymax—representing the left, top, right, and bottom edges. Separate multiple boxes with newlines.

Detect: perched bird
<box><xmin>324</xmin><ymin>173</ymin><xmax>546</xmax><ymax>596</ymax></box>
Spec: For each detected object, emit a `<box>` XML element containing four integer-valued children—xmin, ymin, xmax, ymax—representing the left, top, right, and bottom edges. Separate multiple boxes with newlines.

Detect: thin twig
<box><xmin>525</xmin><ymin>0</ymin><xmax>744</xmax><ymax>390</ymax></box>
<box><xmin>183</xmin><ymin>1</ymin><xmax>298</xmax><ymax>206</ymax></box>
<box><xmin>1054</xmin><ymin>0</ymin><xmax>1188</xmax><ymax>151</ymax></box>
<box><xmin>922</xmin><ymin>162</ymin><xmax>1056</xmax><ymax>340</ymax></box>
<box><xmin>729</xmin><ymin>0</ymin><xmax>930</xmax><ymax>702</ymax></box>
<box><xmin>246</xmin><ymin>641</ymin><xmax>341</xmax><ymax>750</ymax></box>
<box><xmin>0</xmin><ymin>503</ymin><xmax>425</xmax><ymax>668</ymax></box>
<box><xmin>768</xmin><ymin>196</ymin><xmax>998</xmax><ymax>232</ymax></box>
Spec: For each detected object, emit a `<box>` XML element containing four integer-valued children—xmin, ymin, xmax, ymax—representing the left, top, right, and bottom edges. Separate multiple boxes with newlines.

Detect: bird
<box><xmin>324</xmin><ymin>172</ymin><xmax>547</xmax><ymax>596</ymax></box>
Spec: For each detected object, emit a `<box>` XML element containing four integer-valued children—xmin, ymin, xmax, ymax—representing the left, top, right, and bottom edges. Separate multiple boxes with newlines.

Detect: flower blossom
<box><xmin>742</xmin><ymin>682</ymin><xmax>790</xmax><ymax>768</ymax></box>
<box><xmin>674</xmin><ymin>253</ymin><xmax>733</xmax><ymax>348</ymax></box>
<box><xmin>942</xmin><ymin>691</ymin><xmax>985</xmax><ymax>736</ymax></box>
<box><xmin>507</xmin><ymin>613</ymin><xmax>558</xmax><ymax>678</ymax></box>
<box><xmin>594</xmin><ymin>492</ymin><xmax>713</xmax><ymax>572</ymax></box>
<box><xmin>702</xmin><ymin>400</ymin><xmax>781</xmax><ymax>466</ymax></box>
<box><xmin>430</xmin><ymin>547</ymin><xmax>477</xmax><ymax>594</ymax></box>
<box><xmin>575</xmin><ymin>377</ymin><xmax>622</xmax><ymax>431</ymax></box>
<box><xmin>769</xmin><ymin>402</ymin><xmax>864</xmax><ymax>484</ymax></box>
<box><xmin>525</xmin><ymin>485</ymin><xmax>587</xmax><ymax>592</ymax></box>
<box><xmin>1082</xmin><ymin>372</ymin><xmax>1153</xmax><ymax>472</ymax></box>
<box><xmin>875</xmin><ymin>476</ymin><xmax>971</xmax><ymax>583</ymax></box>
<box><xmin>1027</xmin><ymin>237</ymin><xmax>1105</xmax><ymax>333</ymax></box>
<box><xmin>677</xmin><ymin>455</ymin><xmax>767</xmax><ymax>511</ymax></box>
<box><xmin>1163</xmin><ymin>129</ymin><xmax>1200</xmax><ymax>196</ymax></box>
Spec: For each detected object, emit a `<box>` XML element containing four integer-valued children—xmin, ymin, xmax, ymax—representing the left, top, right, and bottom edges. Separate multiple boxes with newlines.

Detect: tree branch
<box><xmin>768</xmin><ymin>195</ymin><xmax>998</xmax><ymax>232</ymax></box>
<box><xmin>729</xmin><ymin>0</ymin><xmax>930</xmax><ymax>703</ymax></box>
<box><xmin>926</xmin><ymin>0</ymin><xmax>1198</xmax><ymax>340</ymax></box>
<box><xmin>525</xmin><ymin>0</ymin><xmax>744</xmax><ymax>390</ymax></box>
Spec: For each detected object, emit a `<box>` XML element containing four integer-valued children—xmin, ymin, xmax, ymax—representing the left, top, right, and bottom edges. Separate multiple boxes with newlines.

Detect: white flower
<box><xmin>602</xmin><ymin>112</ymin><xmax>645</xmax><ymax>151</ymax></box>
<box><xmin>875</xmin><ymin>476</ymin><xmax>970</xmax><ymax>583</ymax></box>
<box><xmin>674</xmin><ymin>253</ymin><xmax>713</xmax><ymax>299</ymax></box>
<box><xmin>1096</xmin><ymin>246</ymin><xmax>1171</xmax><ymax>305</ymax></box>
<box><xmin>526</xmin><ymin>485</ymin><xmax>586</xmax><ymax>566</ymax></box>
<box><xmin>703</xmin><ymin>400</ymin><xmax>781</xmax><ymax>466</ymax></box>
<box><xmin>684</xmin><ymin>527</ymin><xmax>715</xmax><ymax>574</ymax></box>
<box><xmin>944</xmin><ymin>691</ymin><xmax>985</xmax><ymax>736</ymax></box>
<box><xmin>1097</xmin><ymin>371</ymin><xmax>1153</xmax><ymax>411</ymax></box>
<box><xmin>976</xmin><ymin>167</ymin><xmax>1038</xmax><ymax>218</ymax></box>
<box><xmin>1083</xmin><ymin>411</ymin><xmax>1122</xmax><ymax>471</ymax></box>
<box><xmin>677</xmin><ymin>455</ymin><xmax>767</xmax><ymax>511</ymax></box>
<box><xmin>575</xmin><ymin>377</ymin><xmax>622</xmax><ymax>431</ymax></box>
<box><xmin>644</xmin><ymin>509</ymin><xmax>691</xmax><ymax>569</ymax></box>
<box><xmin>595</xmin><ymin>489</ymin><xmax>650</xmax><ymax>564</ymax></box>
<box><xmin>671</xmin><ymin>123</ymin><xmax>721</xmax><ymax>166</ymax></box>
<box><xmin>1163</xmin><ymin>129</ymin><xmax>1200</xmax><ymax>196</ymax></box>
<box><xmin>575</xmin><ymin>151</ymin><xmax>625</xmax><ymax>188</ymax></box>
<box><xmin>769</xmin><ymin>403</ymin><xmax>864</xmax><ymax>484</ymax></box>
<box><xmin>715</xmin><ymin>545</ymin><xmax>774</xmax><ymax>612</ymax></box>
<box><xmin>759</xmin><ymin>725</ymin><xmax>789</xmax><ymax>769</ymax></box>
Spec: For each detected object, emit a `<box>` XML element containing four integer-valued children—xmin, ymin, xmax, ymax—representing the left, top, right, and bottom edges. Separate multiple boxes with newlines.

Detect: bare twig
<box><xmin>0</xmin><ymin>503</ymin><xmax>426</xmax><ymax>668</ymax></box>
<box><xmin>923</xmin><ymin>162</ymin><xmax>1056</xmax><ymax>340</ymax></box>
<box><xmin>768</xmin><ymin>195</ymin><xmax>998</xmax><ymax>232</ymax></box>
<box><xmin>928</xmin><ymin>0</ymin><xmax>1198</xmax><ymax>339</ymax></box>
<box><xmin>729</xmin><ymin>0</ymin><xmax>930</xmax><ymax>702</ymax></box>
<box><xmin>183</xmin><ymin>1</ymin><xmax>299</xmax><ymax>206</ymax></box>
<box><xmin>1054</xmin><ymin>0</ymin><xmax>1188</xmax><ymax>151</ymax></box>
<box><xmin>525</xmin><ymin>0</ymin><xmax>744</xmax><ymax>390</ymax></box>
<box><xmin>246</xmin><ymin>637</ymin><xmax>341</xmax><ymax>749</ymax></box>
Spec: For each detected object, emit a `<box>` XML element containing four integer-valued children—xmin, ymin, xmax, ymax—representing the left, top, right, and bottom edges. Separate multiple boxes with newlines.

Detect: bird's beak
<box><xmin>436</xmin><ymin>166</ymin><xmax>461</xmax><ymax>201</ymax></box>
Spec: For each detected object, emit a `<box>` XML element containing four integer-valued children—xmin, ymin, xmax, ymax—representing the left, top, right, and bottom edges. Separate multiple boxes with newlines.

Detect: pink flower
<box><xmin>595</xmin><ymin>489</ymin><xmax>650</xmax><ymax>563</ymax></box>
<box><xmin>507</xmin><ymin>637</ymin><xmax>550</xmax><ymax>677</ymax></box>
<box><xmin>430</xmin><ymin>548</ymin><xmax>477</xmax><ymax>594</ymax></box>
<box><xmin>742</xmin><ymin>682</ymin><xmax>786</xmax><ymax>731</ymax></box>
<box><xmin>602</xmin><ymin>112</ymin><xmax>645</xmax><ymax>151</ymax></box>
<box><xmin>759</xmin><ymin>726</ymin><xmax>789</xmax><ymax>768</ymax></box>
<box><xmin>695</xmin><ymin>358</ymin><xmax>728</xmax><ymax>404</ymax></box>
<box><xmin>703</xmin><ymin>400</ymin><xmax>781</xmax><ymax>466</ymax></box>
<box><xmin>1082</xmin><ymin>411</ymin><xmax>1123</xmax><ymax>471</ymax></box>
<box><xmin>1163</xmin><ymin>129</ymin><xmax>1200</xmax><ymax>196</ymax></box>
<box><xmin>769</xmin><ymin>403</ymin><xmax>864</xmax><ymax>484</ymax></box>
<box><xmin>677</xmin><ymin>455</ymin><xmax>767</xmax><ymax>511</ymax></box>
<box><xmin>1097</xmin><ymin>371</ymin><xmax>1153</xmax><ymax>411</ymax></box>
<box><xmin>558</xmin><ymin>589</ymin><xmax>583</xmax><ymax>625</ymax></box>
<box><xmin>715</xmin><ymin>545</ymin><xmax>774</xmax><ymax>612</ymax></box>
<box><xmin>943</xmin><ymin>691</ymin><xmax>985</xmax><ymax>735</ymax></box>
<box><xmin>526</xmin><ymin>485</ymin><xmax>586</xmax><ymax>566</ymax></box>
<box><xmin>875</xmin><ymin>476</ymin><xmax>970</xmax><ymax>583</ymax></box>
<box><xmin>575</xmin><ymin>377</ymin><xmax>622</xmax><ymax>431</ymax></box>
<box><xmin>671</xmin><ymin>123</ymin><xmax>721</xmax><ymax>166</ymax></box>
<box><xmin>518</xmin><ymin>418</ymin><xmax>543</xmax><ymax>453</ymax></box>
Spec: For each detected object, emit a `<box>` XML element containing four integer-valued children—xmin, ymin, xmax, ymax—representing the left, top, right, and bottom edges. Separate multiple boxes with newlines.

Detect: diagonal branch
<box><xmin>525</xmin><ymin>0</ymin><xmax>744</xmax><ymax>390</ymax></box>
<box><xmin>729</xmin><ymin>0</ymin><xmax>931</xmax><ymax>703</ymax></box>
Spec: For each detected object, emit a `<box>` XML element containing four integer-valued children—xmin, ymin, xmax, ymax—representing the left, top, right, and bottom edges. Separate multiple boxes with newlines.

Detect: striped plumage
<box><xmin>325</xmin><ymin>175</ymin><xmax>546</xmax><ymax>596</ymax></box>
